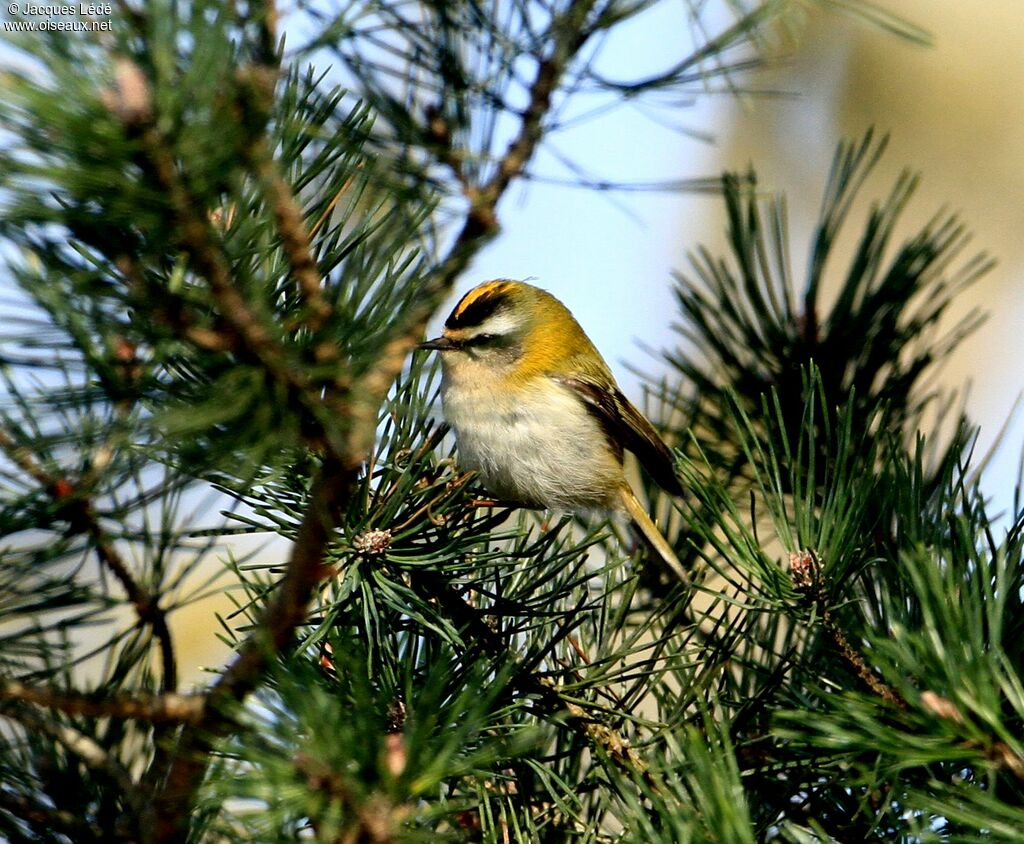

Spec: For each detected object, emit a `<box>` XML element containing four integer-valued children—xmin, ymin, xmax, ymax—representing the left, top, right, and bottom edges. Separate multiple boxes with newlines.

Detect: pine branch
<box><xmin>7</xmin><ymin>4</ymin><xmax>993</xmax><ymax>841</ymax></box>
<box><xmin>789</xmin><ymin>550</ymin><xmax>906</xmax><ymax>709</ymax></box>
<box><xmin>114</xmin><ymin>254</ymin><xmax>237</xmax><ymax>353</ymax></box>
<box><xmin>0</xmin><ymin>680</ymin><xmax>202</xmax><ymax>723</ymax></box>
<box><xmin>344</xmin><ymin>0</ymin><xmax>603</xmax><ymax>461</ymax></box>
<box><xmin>240</xmin><ymin>6</ymin><xmax>335</xmax><ymax>335</ymax></box>
<box><xmin>659</xmin><ymin>131</ymin><xmax>992</xmax><ymax>487</ymax></box>
<box><xmin>145</xmin><ymin>460</ymin><xmax>356</xmax><ymax>842</ymax></box>
<box><xmin>249</xmin><ymin>143</ymin><xmax>333</xmax><ymax>332</ymax></box>
<box><xmin>1</xmin><ymin>704</ymin><xmax>137</xmax><ymax>799</ymax></box>
<box><xmin>130</xmin><ymin>108</ymin><xmax>318</xmax><ymax>410</ymax></box>
<box><xmin>406</xmin><ymin>567</ymin><xmax>655</xmax><ymax>786</ymax></box>
<box><xmin>0</xmin><ymin>427</ymin><xmax>178</xmax><ymax>692</ymax></box>
<box><xmin>0</xmin><ymin>789</ymin><xmax>104</xmax><ymax>842</ymax></box>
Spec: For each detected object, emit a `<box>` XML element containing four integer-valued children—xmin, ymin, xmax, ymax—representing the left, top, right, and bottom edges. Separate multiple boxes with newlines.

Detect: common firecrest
<box><xmin>420</xmin><ymin>279</ymin><xmax>689</xmax><ymax>585</ymax></box>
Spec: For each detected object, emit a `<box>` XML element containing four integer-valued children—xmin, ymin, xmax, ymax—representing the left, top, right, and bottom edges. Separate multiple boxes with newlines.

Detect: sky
<box><xmin>429</xmin><ymin>1</ymin><xmax>726</xmax><ymax>397</ymax></box>
<box><xmin>442</xmin><ymin>0</ymin><xmax>1024</xmax><ymax>519</ymax></box>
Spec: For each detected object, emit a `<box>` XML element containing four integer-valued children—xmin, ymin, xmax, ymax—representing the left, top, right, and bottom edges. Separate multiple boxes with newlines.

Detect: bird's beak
<box><xmin>418</xmin><ymin>335</ymin><xmax>456</xmax><ymax>351</ymax></box>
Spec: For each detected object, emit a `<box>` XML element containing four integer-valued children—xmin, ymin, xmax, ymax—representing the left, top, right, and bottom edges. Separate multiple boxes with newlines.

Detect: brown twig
<box><xmin>344</xmin><ymin>0</ymin><xmax>601</xmax><ymax>463</ymax></box>
<box><xmin>425</xmin><ymin>104</ymin><xmax>470</xmax><ymax>192</ymax></box>
<box><xmin>145</xmin><ymin>460</ymin><xmax>356</xmax><ymax>842</ymax></box>
<box><xmin>789</xmin><ymin>550</ymin><xmax>906</xmax><ymax>709</ymax></box>
<box><xmin>213</xmin><ymin>462</ymin><xmax>352</xmax><ymax>702</ymax></box>
<box><xmin>484</xmin><ymin>1</ymin><xmax>596</xmax><ymax>206</ymax></box>
<box><xmin>115</xmin><ymin>255</ymin><xmax>238</xmax><ymax>353</ymax></box>
<box><xmin>0</xmin><ymin>429</ymin><xmax>179</xmax><ymax>693</ymax></box>
<box><xmin>104</xmin><ymin>63</ymin><xmax>323</xmax><ymax>414</ymax></box>
<box><xmin>107</xmin><ymin>62</ymin><xmax>354</xmax><ymax>449</ymax></box>
<box><xmin>2</xmin><ymin>702</ymin><xmax>138</xmax><ymax>794</ymax></box>
<box><xmin>92</xmin><ymin>534</ymin><xmax>179</xmax><ymax>691</ymax></box>
<box><xmin>405</xmin><ymin>568</ymin><xmax>655</xmax><ymax>788</ymax></box>
<box><xmin>248</xmin><ymin>143</ymin><xmax>333</xmax><ymax>331</ymax></box>
<box><xmin>0</xmin><ymin>788</ymin><xmax>104</xmax><ymax>841</ymax></box>
<box><xmin>238</xmin><ymin>2</ymin><xmax>333</xmax><ymax>334</ymax></box>
<box><xmin>0</xmin><ymin>680</ymin><xmax>203</xmax><ymax>723</ymax></box>
<box><xmin>139</xmin><ymin>128</ymin><xmax>303</xmax><ymax>388</ymax></box>
<box><xmin>821</xmin><ymin>616</ymin><xmax>905</xmax><ymax>709</ymax></box>
<box><xmin>0</xmin><ymin>427</ymin><xmax>51</xmax><ymax>487</ymax></box>
<box><xmin>2</xmin><ymin>702</ymin><xmax>150</xmax><ymax>837</ymax></box>
<box><xmin>121</xmin><ymin>3</ymin><xmax>602</xmax><ymax>836</ymax></box>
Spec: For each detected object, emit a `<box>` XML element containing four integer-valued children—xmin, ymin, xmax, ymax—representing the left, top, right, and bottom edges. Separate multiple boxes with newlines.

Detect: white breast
<box><xmin>441</xmin><ymin>376</ymin><xmax>623</xmax><ymax>511</ymax></box>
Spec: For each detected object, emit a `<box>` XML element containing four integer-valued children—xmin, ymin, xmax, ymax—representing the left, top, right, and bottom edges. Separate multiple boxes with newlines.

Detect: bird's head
<box><xmin>419</xmin><ymin>279</ymin><xmax>610</xmax><ymax>383</ymax></box>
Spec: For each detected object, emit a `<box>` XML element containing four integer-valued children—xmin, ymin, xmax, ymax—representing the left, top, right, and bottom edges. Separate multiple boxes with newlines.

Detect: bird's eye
<box><xmin>465</xmin><ymin>333</ymin><xmax>499</xmax><ymax>347</ymax></box>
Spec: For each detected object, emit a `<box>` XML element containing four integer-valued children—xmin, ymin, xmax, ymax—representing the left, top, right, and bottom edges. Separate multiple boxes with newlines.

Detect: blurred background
<box><xmin>467</xmin><ymin>0</ymin><xmax>1023</xmax><ymax>502</ymax></box>
<box><xmin>146</xmin><ymin>0</ymin><xmax>1024</xmax><ymax>682</ymax></box>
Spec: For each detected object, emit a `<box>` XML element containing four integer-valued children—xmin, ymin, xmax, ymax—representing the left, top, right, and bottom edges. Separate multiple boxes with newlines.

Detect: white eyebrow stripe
<box><xmin>473</xmin><ymin>311</ymin><xmax>521</xmax><ymax>337</ymax></box>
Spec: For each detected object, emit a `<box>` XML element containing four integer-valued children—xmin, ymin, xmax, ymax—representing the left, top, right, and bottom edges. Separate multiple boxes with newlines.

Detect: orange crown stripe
<box><xmin>453</xmin><ymin>280</ymin><xmax>515</xmax><ymax>318</ymax></box>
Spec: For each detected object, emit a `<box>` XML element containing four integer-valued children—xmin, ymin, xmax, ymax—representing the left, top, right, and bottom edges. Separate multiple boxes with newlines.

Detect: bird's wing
<box><xmin>618</xmin><ymin>485</ymin><xmax>690</xmax><ymax>586</ymax></box>
<box><xmin>552</xmin><ymin>375</ymin><xmax>684</xmax><ymax>497</ymax></box>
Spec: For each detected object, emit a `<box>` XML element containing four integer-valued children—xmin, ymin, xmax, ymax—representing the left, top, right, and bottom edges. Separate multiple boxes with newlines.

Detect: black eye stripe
<box><xmin>463</xmin><ymin>333</ymin><xmax>498</xmax><ymax>347</ymax></box>
<box><xmin>446</xmin><ymin>292</ymin><xmax>507</xmax><ymax>330</ymax></box>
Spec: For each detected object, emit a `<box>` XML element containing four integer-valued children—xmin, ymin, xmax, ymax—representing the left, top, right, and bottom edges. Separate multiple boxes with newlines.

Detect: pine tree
<box><xmin>1</xmin><ymin>2</ymin><xmax>1021</xmax><ymax>843</ymax></box>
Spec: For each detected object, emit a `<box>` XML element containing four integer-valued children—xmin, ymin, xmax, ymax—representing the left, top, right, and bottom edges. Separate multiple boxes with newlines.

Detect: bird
<box><xmin>419</xmin><ymin>279</ymin><xmax>689</xmax><ymax>585</ymax></box>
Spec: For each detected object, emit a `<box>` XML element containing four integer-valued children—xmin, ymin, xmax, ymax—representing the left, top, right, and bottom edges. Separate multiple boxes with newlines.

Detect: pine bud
<box><xmin>352</xmin><ymin>528</ymin><xmax>392</xmax><ymax>557</ymax></box>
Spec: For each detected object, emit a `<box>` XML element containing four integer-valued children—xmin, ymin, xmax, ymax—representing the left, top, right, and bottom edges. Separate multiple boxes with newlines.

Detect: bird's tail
<box><xmin>618</xmin><ymin>485</ymin><xmax>690</xmax><ymax>587</ymax></box>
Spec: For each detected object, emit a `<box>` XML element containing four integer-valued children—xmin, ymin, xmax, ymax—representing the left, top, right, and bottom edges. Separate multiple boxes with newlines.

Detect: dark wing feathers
<box><xmin>553</xmin><ymin>375</ymin><xmax>684</xmax><ymax>497</ymax></box>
